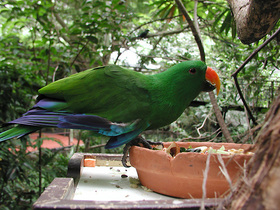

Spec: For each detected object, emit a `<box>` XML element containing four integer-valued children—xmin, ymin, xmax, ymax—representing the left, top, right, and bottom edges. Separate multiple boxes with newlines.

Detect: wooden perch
<box><xmin>227</xmin><ymin>0</ymin><xmax>280</xmax><ymax>44</ymax></box>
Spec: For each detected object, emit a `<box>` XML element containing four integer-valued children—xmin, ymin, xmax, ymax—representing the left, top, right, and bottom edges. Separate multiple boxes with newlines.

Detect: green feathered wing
<box><xmin>39</xmin><ymin>65</ymin><xmax>152</xmax><ymax>122</ymax></box>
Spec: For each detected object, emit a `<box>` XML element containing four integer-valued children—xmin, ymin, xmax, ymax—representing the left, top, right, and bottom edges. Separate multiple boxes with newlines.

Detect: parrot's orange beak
<box><xmin>205</xmin><ymin>67</ymin><xmax>220</xmax><ymax>95</ymax></box>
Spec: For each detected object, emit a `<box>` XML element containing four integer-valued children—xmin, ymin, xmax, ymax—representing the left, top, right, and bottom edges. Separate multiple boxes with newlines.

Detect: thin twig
<box><xmin>209</xmin><ymin>129</ymin><xmax>222</xmax><ymax>142</ymax></box>
<box><xmin>240</xmin><ymin>160</ymin><xmax>250</xmax><ymax>187</ymax></box>
<box><xmin>135</xmin><ymin>53</ymin><xmax>186</xmax><ymax>62</ymax></box>
<box><xmin>243</xmin><ymin>100</ymin><xmax>254</xmax><ymax>142</ymax></box>
<box><xmin>233</xmin><ymin>77</ymin><xmax>257</xmax><ymax>125</ymax></box>
<box><xmin>201</xmin><ymin>153</ymin><xmax>211</xmax><ymax>210</ymax></box>
<box><xmin>46</xmin><ymin>37</ymin><xmax>52</xmax><ymax>85</ymax></box>
<box><xmin>194</xmin><ymin>0</ymin><xmax>201</xmax><ymax>38</ymax></box>
<box><xmin>114</xmin><ymin>50</ymin><xmax>125</xmax><ymax>64</ymax></box>
<box><xmin>217</xmin><ymin>154</ymin><xmax>233</xmax><ymax>190</ymax></box>
<box><xmin>52</xmin><ymin>65</ymin><xmax>59</xmax><ymax>82</ymax></box>
<box><xmin>231</xmin><ymin>27</ymin><xmax>280</xmax><ymax>125</ymax></box>
<box><xmin>231</xmin><ymin>27</ymin><xmax>280</xmax><ymax>77</ymax></box>
<box><xmin>196</xmin><ymin>112</ymin><xmax>211</xmax><ymax>136</ymax></box>
<box><xmin>130</xmin><ymin>26</ymin><xmax>189</xmax><ymax>41</ymax></box>
<box><xmin>179</xmin><ymin>127</ymin><xmax>221</xmax><ymax>142</ymax></box>
<box><xmin>128</xmin><ymin>15</ymin><xmax>183</xmax><ymax>36</ymax></box>
<box><xmin>69</xmin><ymin>39</ymin><xmax>90</xmax><ymax>70</ymax></box>
<box><xmin>75</xmin><ymin>130</ymin><xmax>83</xmax><ymax>153</ymax></box>
<box><xmin>88</xmin><ymin>143</ymin><xmax>106</xmax><ymax>149</ymax></box>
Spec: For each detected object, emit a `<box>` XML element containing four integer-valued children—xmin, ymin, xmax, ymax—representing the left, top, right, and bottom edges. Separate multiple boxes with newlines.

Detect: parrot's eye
<box><xmin>189</xmin><ymin>68</ymin><xmax>196</xmax><ymax>74</ymax></box>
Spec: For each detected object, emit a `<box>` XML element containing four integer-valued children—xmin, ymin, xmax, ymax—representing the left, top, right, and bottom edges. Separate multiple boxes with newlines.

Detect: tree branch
<box><xmin>69</xmin><ymin>40</ymin><xmax>90</xmax><ymax>71</ymax></box>
<box><xmin>130</xmin><ymin>26</ymin><xmax>189</xmax><ymax>41</ymax></box>
<box><xmin>136</xmin><ymin>54</ymin><xmax>186</xmax><ymax>62</ymax></box>
<box><xmin>128</xmin><ymin>14</ymin><xmax>183</xmax><ymax>37</ymax></box>
<box><xmin>227</xmin><ymin>0</ymin><xmax>280</xmax><ymax>44</ymax></box>
<box><xmin>175</xmin><ymin>0</ymin><xmax>233</xmax><ymax>142</ymax></box>
<box><xmin>51</xmin><ymin>8</ymin><xmax>71</xmax><ymax>43</ymax></box>
<box><xmin>231</xmin><ymin>27</ymin><xmax>280</xmax><ymax>77</ymax></box>
<box><xmin>175</xmin><ymin>0</ymin><xmax>205</xmax><ymax>61</ymax></box>
<box><xmin>231</xmin><ymin>27</ymin><xmax>280</xmax><ymax>125</ymax></box>
<box><xmin>209</xmin><ymin>92</ymin><xmax>233</xmax><ymax>142</ymax></box>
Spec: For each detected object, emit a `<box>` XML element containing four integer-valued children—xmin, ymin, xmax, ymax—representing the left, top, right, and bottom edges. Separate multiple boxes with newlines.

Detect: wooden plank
<box><xmin>33</xmin><ymin>153</ymin><xmax>222</xmax><ymax>209</ymax></box>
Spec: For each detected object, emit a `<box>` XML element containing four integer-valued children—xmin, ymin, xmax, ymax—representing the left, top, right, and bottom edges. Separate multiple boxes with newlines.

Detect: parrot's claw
<box><xmin>121</xmin><ymin>136</ymin><xmax>163</xmax><ymax>168</ymax></box>
<box><xmin>122</xmin><ymin>143</ymin><xmax>132</xmax><ymax>168</ymax></box>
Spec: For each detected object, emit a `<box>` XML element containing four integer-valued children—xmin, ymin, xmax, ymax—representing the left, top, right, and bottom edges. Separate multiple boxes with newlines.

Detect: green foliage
<box><xmin>0</xmin><ymin>34</ymin><xmax>41</xmax><ymax>123</ymax></box>
<box><xmin>0</xmin><ymin>138</ymin><xmax>69</xmax><ymax>209</ymax></box>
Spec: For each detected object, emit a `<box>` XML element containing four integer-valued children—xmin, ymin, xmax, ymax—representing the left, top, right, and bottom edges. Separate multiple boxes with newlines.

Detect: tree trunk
<box><xmin>227</xmin><ymin>0</ymin><xmax>280</xmax><ymax>44</ymax></box>
<box><xmin>220</xmin><ymin>94</ymin><xmax>280</xmax><ymax>209</ymax></box>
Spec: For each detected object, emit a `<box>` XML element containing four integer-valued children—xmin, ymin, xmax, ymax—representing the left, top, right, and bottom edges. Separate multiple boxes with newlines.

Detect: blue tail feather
<box><xmin>0</xmin><ymin>97</ymin><xmax>149</xmax><ymax>148</ymax></box>
<box><xmin>1</xmin><ymin>106</ymin><xmax>146</xmax><ymax>145</ymax></box>
<box><xmin>0</xmin><ymin>125</ymin><xmax>39</xmax><ymax>142</ymax></box>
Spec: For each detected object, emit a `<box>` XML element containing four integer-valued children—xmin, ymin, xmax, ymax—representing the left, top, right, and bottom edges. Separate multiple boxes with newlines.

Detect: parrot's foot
<box><xmin>121</xmin><ymin>136</ymin><xmax>163</xmax><ymax>168</ymax></box>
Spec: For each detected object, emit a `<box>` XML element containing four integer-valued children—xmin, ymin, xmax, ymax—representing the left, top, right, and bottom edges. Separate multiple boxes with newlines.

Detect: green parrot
<box><xmin>0</xmin><ymin>60</ymin><xmax>220</xmax><ymax>149</ymax></box>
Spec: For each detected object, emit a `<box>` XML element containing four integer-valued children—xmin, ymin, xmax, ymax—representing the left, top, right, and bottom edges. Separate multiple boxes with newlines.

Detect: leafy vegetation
<box><xmin>0</xmin><ymin>0</ymin><xmax>279</xmax><ymax>208</ymax></box>
<box><xmin>0</xmin><ymin>138</ymin><xmax>70</xmax><ymax>209</ymax></box>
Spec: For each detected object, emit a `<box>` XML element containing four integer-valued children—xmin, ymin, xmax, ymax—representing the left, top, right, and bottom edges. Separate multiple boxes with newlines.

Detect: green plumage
<box><xmin>39</xmin><ymin>61</ymin><xmax>207</xmax><ymax>129</ymax></box>
<box><xmin>39</xmin><ymin>65</ymin><xmax>151</xmax><ymax>123</ymax></box>
<box><xmin>0</xmin><ymin>60</ymin><xmax>216</xmax><ymax>148</ymax></box>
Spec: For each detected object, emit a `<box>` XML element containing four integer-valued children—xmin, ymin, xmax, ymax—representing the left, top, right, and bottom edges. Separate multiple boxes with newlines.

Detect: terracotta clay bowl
<box><xmin>129</xmin><ymin>142</ymin><xmax>253</xmax><ymax>198</ymax></box>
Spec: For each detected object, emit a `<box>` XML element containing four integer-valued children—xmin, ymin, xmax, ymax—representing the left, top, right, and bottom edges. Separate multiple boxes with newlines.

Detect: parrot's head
<box><xmin>159</xmin><ymin>60</ymin><xmax>220</xmax><ymax>97</ymax></box>
<box><xmin>203</xmin><ymin>66</ymin><xmax>220</xmax><ymax>95</ymax></box>
<box><xmin>178</xmin><ymin>60</ymin><xmax>221</xmax><ymax>95</ymax></box>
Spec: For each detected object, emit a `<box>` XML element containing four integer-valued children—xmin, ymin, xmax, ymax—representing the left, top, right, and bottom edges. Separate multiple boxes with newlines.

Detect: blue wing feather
<box><xmin>34</xmin><ymin>98</ymin><xmax>68</xmax><ymax>111</ymax></box>
<box><xmin>105</xmin><ymin>121</ymin><xmax>150</xmax><ymax>149</ymax></box>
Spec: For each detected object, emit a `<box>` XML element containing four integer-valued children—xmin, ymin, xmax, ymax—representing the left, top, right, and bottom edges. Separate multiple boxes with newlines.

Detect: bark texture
<box><xmin>220</xmin><ymin>94</ymin><xmax>280</xmax><ymax>209</ymax></box>
<box><xmin>227</xmin><ymin>0</ymin><xmax>280</xmax><ymax>44</ymax></box>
